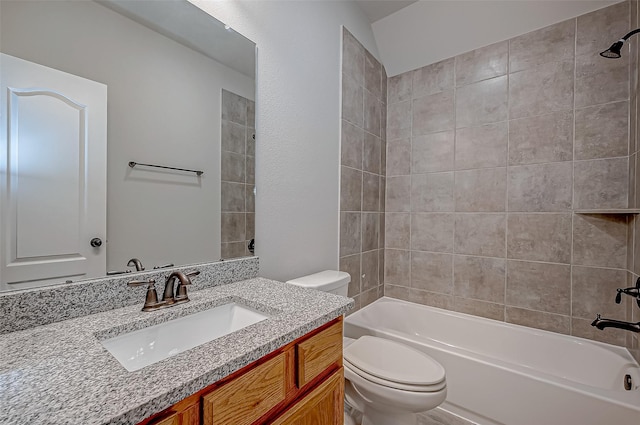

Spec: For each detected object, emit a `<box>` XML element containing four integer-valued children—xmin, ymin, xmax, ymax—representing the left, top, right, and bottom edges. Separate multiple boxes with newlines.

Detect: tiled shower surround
<box><xmin>340</xmin><ymin>28</ymin><xmax>387</xmax><ymax>310</ymax></box>
<box><xmin>221</xmin><ymin>89</ymin><xmax>255</xmax><ymax>259</ymax></box>
<box><xmin>384</xmin><ymin>1</ymin><xmax>640</xmax><ymax>351</ymax></box>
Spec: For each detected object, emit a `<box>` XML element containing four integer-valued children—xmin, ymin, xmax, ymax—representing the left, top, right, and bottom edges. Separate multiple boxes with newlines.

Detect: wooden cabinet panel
<box><xmin>203</xmin><ymin>352</ymin><xmax>287</xmax><ymax>425</ymax></box>
<box><xmin>271</xmin><ymin>368</ymin><xmax>344</xmax><ymax>425</ymax></box>
<box><xmin>296</xmin><ymin>321</ymin><xmax>342</xmax><ymax>388</ymax></box>
<box><xmin>147</xmin><ymin>412</ymin><xmax>179</xmax><ymax>425</ymax></box>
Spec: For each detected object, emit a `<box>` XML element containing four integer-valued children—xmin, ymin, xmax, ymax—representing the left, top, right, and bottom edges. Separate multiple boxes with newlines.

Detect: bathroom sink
<box><xmin>100</xmin><ymin>302</ymin><xmax>269</xmax><ymax>371</ymax></box>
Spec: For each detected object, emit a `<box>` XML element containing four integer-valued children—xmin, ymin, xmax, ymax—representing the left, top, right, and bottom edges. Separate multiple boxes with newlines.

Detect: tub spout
<box><xmin>591</xmin><ymin>314</ymin><xmax>640</xmax><ymax>333</ymax></box>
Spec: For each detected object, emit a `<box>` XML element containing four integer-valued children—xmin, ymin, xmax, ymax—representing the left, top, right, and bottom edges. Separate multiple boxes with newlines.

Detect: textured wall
<box><xmin>339</xmin><ymin>28</ymin><xmax>387</xmax><ymax>311</ymax></box>
<box><xmin>384</xmin><ymin>1</ymin><xmax>638</xmax><ymax>348</ymax></box>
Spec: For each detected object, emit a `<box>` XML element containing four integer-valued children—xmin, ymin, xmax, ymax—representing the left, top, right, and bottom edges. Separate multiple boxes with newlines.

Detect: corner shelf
<box><xmin>574</xmin><ymin>209</ymin><xmax>640</xmax><ymax>214</ymax></box>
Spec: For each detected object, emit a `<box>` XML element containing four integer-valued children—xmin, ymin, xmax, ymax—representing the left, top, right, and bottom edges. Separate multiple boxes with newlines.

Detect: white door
<box><xmin>0</xmin><ymin>53</ymin><xmax>107</xmax><ymax>291</ymax></box>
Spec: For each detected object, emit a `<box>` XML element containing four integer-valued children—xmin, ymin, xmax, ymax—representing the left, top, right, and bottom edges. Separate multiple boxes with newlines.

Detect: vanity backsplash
<box><xmin>0</xmin><ymin>257</ymin><xmax>259</xmax><ymax>334</ymax></box>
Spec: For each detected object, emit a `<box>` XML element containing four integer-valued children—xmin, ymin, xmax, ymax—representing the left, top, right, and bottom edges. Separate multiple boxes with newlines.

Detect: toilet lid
<box><xmin>343</xmin><ymin>336</ymin><xmax>445</xmax><ymax>386</ymax></box>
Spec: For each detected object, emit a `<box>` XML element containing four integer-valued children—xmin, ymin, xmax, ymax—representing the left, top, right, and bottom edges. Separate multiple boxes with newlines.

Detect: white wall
<box><xmin>1</xmin><ymin>1</ymin><xmax>254</xmax><ymax>272</ymax></box>
<box><xmin>374</xmin><ymin>0</ymin><xmax>620</xmax><ymax>76</ymax></box>
<box><xmin>190</xmin><ymin>0</ymin><xmax>379</xmax><ymax>281</ymax></box>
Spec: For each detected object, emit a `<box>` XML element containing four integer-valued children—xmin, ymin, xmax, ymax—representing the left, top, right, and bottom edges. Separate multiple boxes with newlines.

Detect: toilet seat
<box><xmin>344</xmin><ymin>336</ymin><xmax>446</xmax><ymax>392</ymax></box>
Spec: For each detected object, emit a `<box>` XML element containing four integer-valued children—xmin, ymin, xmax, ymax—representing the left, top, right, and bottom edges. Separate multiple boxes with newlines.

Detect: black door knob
<box><xmin>90</xmin><ymin>238</ymin><xmax>102</xmax><ymax>248</ymax></box>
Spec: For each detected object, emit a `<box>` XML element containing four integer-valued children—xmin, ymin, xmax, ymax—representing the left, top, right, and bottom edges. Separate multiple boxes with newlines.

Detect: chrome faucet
<box><xmin>162</xmin><ymin>270</ymin><xmax>201</xmax><ymax>305</ymax></box>
<box><xmin>127</xmin><ymin>258</ymin><xmax>145</xmax><ymax>271</ymax></box>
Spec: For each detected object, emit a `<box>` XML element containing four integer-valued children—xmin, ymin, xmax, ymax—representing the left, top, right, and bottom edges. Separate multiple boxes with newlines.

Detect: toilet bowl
<box><xmin>287</xmin><ymin>271</ymin><xmax>447</xmax><ymax>425</ymax></box>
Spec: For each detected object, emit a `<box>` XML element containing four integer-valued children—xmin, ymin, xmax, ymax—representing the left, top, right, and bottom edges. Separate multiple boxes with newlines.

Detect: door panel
<box><xmin>0</xmin><ymin>53</ymin><xmax>107</xmax><ymax>290</ymax></box>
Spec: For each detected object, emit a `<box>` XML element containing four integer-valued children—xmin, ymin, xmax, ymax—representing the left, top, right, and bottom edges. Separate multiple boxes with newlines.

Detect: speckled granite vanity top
<box><xmin>0</xmin><ymin>278</ymin><xmax>353</xmax><ymax>425</ymax></box>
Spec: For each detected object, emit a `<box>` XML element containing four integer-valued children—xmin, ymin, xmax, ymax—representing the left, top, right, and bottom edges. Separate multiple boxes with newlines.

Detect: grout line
<box><xmin>569</xmin><ymin>16</ymin><xmax>578</xmax><ymax>334</ymax></box>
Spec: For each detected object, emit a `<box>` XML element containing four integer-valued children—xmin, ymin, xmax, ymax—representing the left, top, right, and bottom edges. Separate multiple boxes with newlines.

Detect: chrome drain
<box><xmin>624</xmin><ymin>374</ymin><xmax>633</xmax><ymax>391</ymax></box>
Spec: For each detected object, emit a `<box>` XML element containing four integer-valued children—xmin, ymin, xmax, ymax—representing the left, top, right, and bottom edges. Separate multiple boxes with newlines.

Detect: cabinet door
<box><xmin>203</xmin><ymin>352</ymin><xmax>287</xmax><ymax>425</ymax></box>
<box><xmin>271</xmin><ymin>368</ymin><xmax>343</xmax><ymax>425</ymax></box>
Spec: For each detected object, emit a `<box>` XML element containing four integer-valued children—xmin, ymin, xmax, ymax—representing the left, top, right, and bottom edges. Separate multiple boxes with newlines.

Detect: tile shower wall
<box><xmin>340</xmin><ymin>28</ymin><xmax>387</xmax><ymax>311</ymax></box>
<box><xmin>385</xmin><ymin>1</ymin><xmax>639</xmax><ymax>349</ymax></box>
<box><xmin>221</xmin><ymin>89</ymin><xmax>256</xmax><ymax>259</ymax></box>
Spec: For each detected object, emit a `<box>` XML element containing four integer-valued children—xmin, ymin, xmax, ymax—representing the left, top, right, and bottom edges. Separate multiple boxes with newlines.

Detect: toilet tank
<box><xmin>286</xmin><ymin>270</ymin><xmax>350</xmax><ymax>297</ymax></box>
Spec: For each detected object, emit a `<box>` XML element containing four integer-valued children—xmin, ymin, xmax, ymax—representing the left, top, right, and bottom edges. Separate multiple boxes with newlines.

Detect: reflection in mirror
<box><xmin>0</xmin><ymin>0</ymin><xmax>256</xmax><ymax>292</ymax></box>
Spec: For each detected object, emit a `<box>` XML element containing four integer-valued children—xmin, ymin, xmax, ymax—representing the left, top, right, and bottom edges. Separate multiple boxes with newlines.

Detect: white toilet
<box><xmin>286</xmin><ymin>270</ymin><xmax>447</xmax><ymax>425</ymax></box>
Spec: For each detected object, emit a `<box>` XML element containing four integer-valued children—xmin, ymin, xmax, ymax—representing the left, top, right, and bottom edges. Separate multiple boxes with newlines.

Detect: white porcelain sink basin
<box><xmin>100</xmin><ymin>302</ymin><xmax>269</xmax><ymax>371</ymax></box>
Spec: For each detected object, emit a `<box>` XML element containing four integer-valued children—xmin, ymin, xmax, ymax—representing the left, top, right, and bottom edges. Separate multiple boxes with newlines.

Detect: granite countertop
<box><xmin>0</xmin><ymin>278</ymin><xmax>353</xmax><ymax>425</ymax></box>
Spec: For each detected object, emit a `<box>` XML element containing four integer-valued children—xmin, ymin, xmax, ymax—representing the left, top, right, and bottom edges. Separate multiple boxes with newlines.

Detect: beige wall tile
<box><xmin>362</xmin><ymin>212</ymin><xmax>380</xmax><ymax>252</ymax></box>
<box><xmin>361</xmin><ymin>250</ymin><xmax>379</xmax><ymax>291</ymax></box>
<box><xmin>573</xmin><ymin>213</ymin><xmax>627</xmax><ymax>269</ymax></box>
<box><xmin>246</xmin><ymin>212</ymin><xmax>255</xmax><ymax>240</ymax></box>
<box><xmin>221</xmin><ymin>181</ymin><xmax>246</xmax><ymax>212</ymax></box>
<box><xmin>412</xmin><ymin>131</ymin><xmax>455</xmax><ymax>173</ymax></box>
<box><xmin>505</xmin><ymin>307</ymin><xmax>570</xmax><ymax>334</ymax></box>
<box><xmin>506</xmin><ymin>260</ymin><xmax>571</xmax><ymax>314</ymax></box>
<box><xmin>365</xmin><ymin>50</ymin><xmax>382</xmax><ymax>100</ymax></box>
<box><xmin>342</xmin><ymin>28</ymin><xmax>364</xmax><ymax>85</ymax></box>
<box><xmin>572</xmin><ymin>266</ymin><xmax>628</xmax><ymax>320</ymax></box>
<box><xmin>411</xmin><ymin>251</ymin><xmax>453</xmax><ymax>293</ymax></box>
<box><xmin>576</xmin><ymin>0</ymin><xmax>630</xmax><ymax>57</ymax></box>
<box><xmin>411</xmin><ymin>213</ymin><xmax>454</xmax><ymax>252</ymax></box>
<box><xmin>361</xmin><ymin>286</ymin><xmax>381</xmax><ymax>308</ymax></box>
<box><xmin>575</xmin><ymin>52</ymin><xmax>629</xmax><ymax>108</ymax></box>
<box><xmin>455</xmin><ymin>41</ymin><xmax>508</xmax><ymax>86</ymax></box>
<box><xmin>246</xmin><ymin>156</ymin><xmax>255</xmax><ymax>184</ymax></box>
<box><xmin>572</xmin><ymin>317</ymin><xmax>627</xmax><ymax>346</ymax></box>
<box><xmin>340</xmin><ymin>166</ymin><xmax>362</xmax><ymax>212</ymax></box>
<box><xmin>387</xmin><ymin>137</ymin><xmax>411</xmax><ymax>176</ymax></box>
<box><xmin>221</xmin><ymin>151</ymin><xmax>246</xmax><ymax>183</ymax></box>
<box><xmin>455</xmin><ymin>76</ymin><xmax>508</xmax><ymax>128</ymax></box>
<box><xmin>508</xmin><ymin>111</ymin><xmax>573</xmax><ymax>165</ymax></box>
<box><xmin>222</xmin><ymin>89</ymin><xmax>247</xmax><ymax>125</ymax></box>
<box><xmin>508</xmin><ymin>162</ymin><xmax>572</xmax><ymax>212</ymax></box>
<box><xmin>362</xmin><ymin>172</ymin><xmax>380</xmax><ymax>212</ymax></box>
<box><xmin>386</xmin><ymin>213</ymin><xmax>411</xmax><ymax>249</ymax></box>
<box><xmin>455</xmin><ymin>168</ymin><xmax>507</xmax><ymax>212</ymax></box>
<box><xmin>246</xmin><ymin>185</ymin><xmax>255</xmax><ymax>212</ymax></box>
<box><xmin>385</xmin><ymin>249</ymin><xmax>410</xmax><ymax>286</ymax></box>
<box><xmin>388</xmin><ymin>100</ymin><xmax>411</xmax><ymax>140</ymax></box>
<box><xmin>507</xmin><ymin>213</ymin><xmax>572</xmax><ymax>263</ymax></box>
<box><xmin>412</xmin><ymin>90</ymin><xmax>455</xmax><ymax>135</ymax></box>
<box><xmin>575</xmin><ymin>101</ymin><xmax>629</xmax><ymax>160</ymax></box>
<box><xmin>363</xmin><ymin>132</ymin><xmax>382</xmax><ymax>174</ymax></box>
<box><xmin>221</xmin><ymin>119</ymin><xmax>246</xmax><ymax>154</ymax></box>
<box><xmin>341</xmin><ymin>120</ymin><xmax>363</xmax><ymax>169</ymax></box>
<box><xmin>574</xmin><ymin>157</ymin><xmax>629</xmax><ymax>210</ymax></box>
<box><xmin>364</xmin><ymin>90</ymin><xmax>382</xmax><ymax>137</ymax></box>
<box><xmin>384</xmin><ymin>284</ymin><xmax>412</xmax><ymax>301</ymax></box>
<box><xmin>379</xmin><ymin>211</ymin><xmax>386</xmax><ymax>249</ymax></box>
<box><xmin>455</xmin><ymin>122</ymin><xmax>507</xmax><ymax>170</ymax></box>
<box><xmin>509</xmin><ymin>20</ymin><xmax>575</xmax><ymax>73</ymax></box>
<box><xmin>388</xmin><ymin>71</ymin><xmax>412</xmax><ymax>104</ymax></box>
<box><xmin>221</xmin><ymin>241</ymin><xmax>246</xmax><ymax>259</ymax></box>
<box><xmin>387</xmin><ymin>175</ymin><xmax>411</xmax><ymax>212</ymax></box>
<box><xmin>342</xmin><ymin>72</ymin><xmax>363</xmax><ymax>127</ymax></box>
<box><xmin>408</xmin><ymin>288</ymin><xmax>454</xmax><ymax>310</ymax></box>
<box><xmin>411</xmin><ymin>172</ymin><xmax>455</xmax><ymax>212</ymax></box>
<box><xmin>509</xmin><ymin>60</ymin><xmax>574</xmax><ymax>120</ymax></box>
<box><xmin>221</xmin><ymin>213</ymin><xmax>246</xmax><ymax>243</ymax></box>
<box><xmin>340</xmin><ymin>212</ymin><xmax>361</xmax><ymax>256</ymax></box>
<box><xmin>454</xmin><ymin>213</ymin><xmax>506</xmax><ymax>257</ymax></box>
<box><xmin>453</xmin><ymin>255</ymin><xmax>506</xmax><ymax>303</ymax></box>
<box><xmin>340</xmin><ymin>254</ymin><xmax>361</xmax><ymax>297</ymax></box>
<box><xmin>412</xmin><ymin>57</ymin><xmax>454</xmax><ymax>98</ymax></box>
<box><xmin>453</xmin><ymin>297</ymin><xmax>505</xmax><ymax>321</ymax></box>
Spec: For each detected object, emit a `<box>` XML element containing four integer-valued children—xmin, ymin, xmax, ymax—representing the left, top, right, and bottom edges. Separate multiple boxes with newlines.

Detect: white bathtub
<box><xmin>344</xmin><ymin>297</ymin><xmax>640</xmax><ymax>425</ymax></box>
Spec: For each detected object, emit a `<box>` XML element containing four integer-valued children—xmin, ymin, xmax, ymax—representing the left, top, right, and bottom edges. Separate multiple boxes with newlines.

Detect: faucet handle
<box><xmin>128</xmin><ymin>279</ymin><xmax>163</xmax><ymax>311</ymax></box>
<box><xmin>175</xmin><ymin>271</ymin><xmax>199</xmax><ymax>301</ymax></box>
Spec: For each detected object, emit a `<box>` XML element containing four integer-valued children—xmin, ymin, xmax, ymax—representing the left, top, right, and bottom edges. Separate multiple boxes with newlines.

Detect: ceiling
<box><xmin>355</xmin><ymin>0</ymin><xmax>418</xmax><ymax>23</ymax></box>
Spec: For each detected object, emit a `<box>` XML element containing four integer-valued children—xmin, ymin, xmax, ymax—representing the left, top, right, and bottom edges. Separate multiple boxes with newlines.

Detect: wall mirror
<box><xmin>0</xmin><ymin>0</ymin><xmax>256</xmax><ymax>292</ymax></box>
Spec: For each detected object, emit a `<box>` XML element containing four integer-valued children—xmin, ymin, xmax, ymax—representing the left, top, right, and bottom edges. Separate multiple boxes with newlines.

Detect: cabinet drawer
<box><xmin>296</xmin><ymin>321</ymin><xmax>342</xmax><ymax>387</ymax></box>
<box><xmin>202</xmin><ymin>353</ymin><xmax>286</xmax><ymax>425</ymax></box>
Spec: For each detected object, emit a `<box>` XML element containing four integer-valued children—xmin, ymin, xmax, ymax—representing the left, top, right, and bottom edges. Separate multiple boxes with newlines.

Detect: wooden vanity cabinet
<box><xmin>139</xmin><ymin>317</ymin><xmax>344</xmax><ymax>425</ymax></box>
